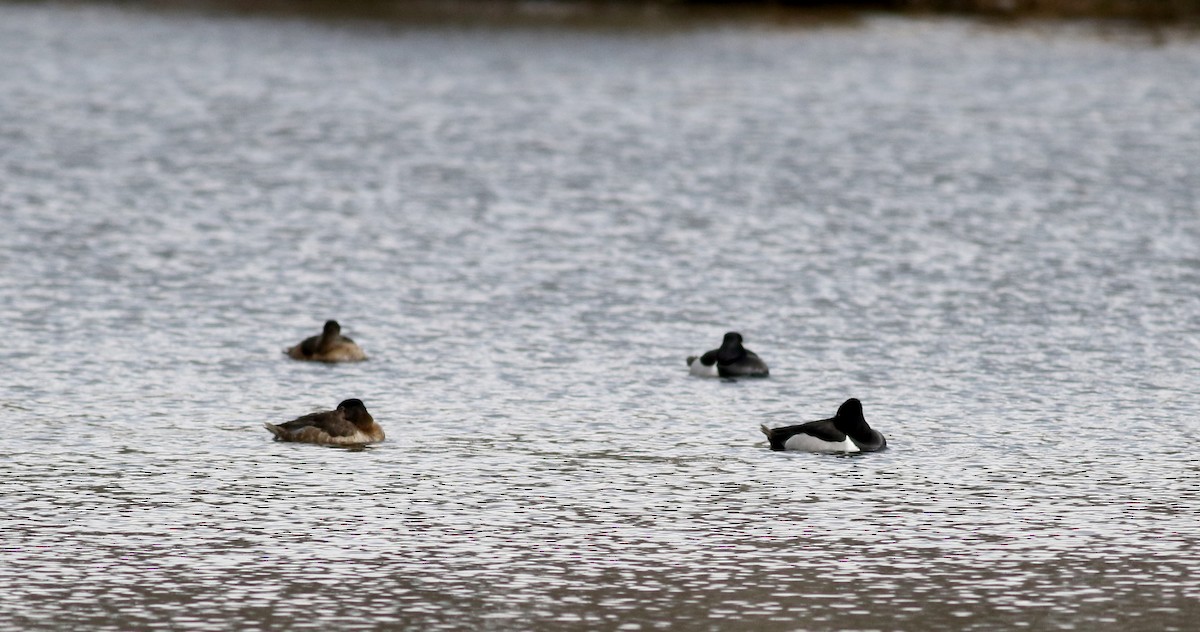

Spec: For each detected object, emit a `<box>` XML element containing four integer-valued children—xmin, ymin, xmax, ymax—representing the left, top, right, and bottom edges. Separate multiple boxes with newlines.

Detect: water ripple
<box><xmin>2</xmin><ymin>4</ymin><xmax>1200</xmax><ymax>630</ymax></box>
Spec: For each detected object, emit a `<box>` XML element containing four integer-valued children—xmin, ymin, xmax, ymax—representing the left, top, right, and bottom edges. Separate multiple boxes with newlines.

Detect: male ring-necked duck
<box><xmin>760</xmin><ymin>398</ymin><xmax>886</xmax><ymax>453</ymax></box>
<box><xmin>264</xmin><ymin>399</ymin><xmax>384</xmax><ymax>445</ymax></box>
<box><xmin>687</xmin><ymin>332</ymin><xmax>769</xmax><ymax>378</ymax></box>
<box><xmin>285</xmin><ymin>320</ymin><xmax>366</xmax><ymax>362</ymax></box>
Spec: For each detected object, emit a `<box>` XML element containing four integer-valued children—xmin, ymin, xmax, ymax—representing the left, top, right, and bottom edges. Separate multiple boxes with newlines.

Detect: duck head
<box><xmin>717</xmin><ymin>331</ymin><xmax>746</xmax><ymax>362</ymax></box>
<box><xmin>336</xmin><ymin>398</ymin><xmax>373</xmax><ymax>428</ymax></box>
<box><xmin>833</xmin><ymin>398</ymin><xmax>872</xmax><ymax>439</ymax></box>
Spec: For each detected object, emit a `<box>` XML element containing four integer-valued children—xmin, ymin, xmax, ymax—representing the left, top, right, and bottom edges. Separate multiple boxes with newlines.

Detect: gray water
<box><xmin>2</xmin><ymin>3</ymin><xmax>1199</xmax><ymax>630</ymax></box>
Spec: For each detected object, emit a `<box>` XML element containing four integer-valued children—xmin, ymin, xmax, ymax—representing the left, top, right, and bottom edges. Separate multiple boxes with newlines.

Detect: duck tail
<box><xmin>686</xmin><ymin>355</ymin><xmax>698</xmax><ymax>367</ymax></box>
<box><xmin>263</xmin><ymin>423</ymin><xmax>287</xmax><ymax>440</ymax></box>
<box><xmin>760</xmin><ymin>424</ymin><xmax>784</xmax><ymax>451</ymax></box>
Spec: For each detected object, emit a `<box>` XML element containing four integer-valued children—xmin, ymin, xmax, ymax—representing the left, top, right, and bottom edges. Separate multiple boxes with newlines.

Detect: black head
<box><xmin>337</xmin><ymin>398</ymin><xmax>366</xmax><ymax>413</ymax></box>
<box><xmin>323</xmin><ymin>320</ymin><xmax>341</xmax><ymax>335</ymax></box>
<box><xmin>832</xmin><ymin>398</ymin><xmax>884</xmax><ymax>448</ymax></box>
<box><xmin>717</xmin><ymin>332</ymin><xmax>747</xmax><ymax>363</ymax></box>
<box><xmin>836</xmin><ymin>398</ymin><xmax>863</xmax><ymax>419</ymax></box>
<box><xmin>337</xmin><ymin>399</ymin><xmax>371</xmax><ymax>425</ymax></box>
<box><xmin>833</xmin><ymin>397</ymin><xmax>873</xmax><ymax>437</ymax></box>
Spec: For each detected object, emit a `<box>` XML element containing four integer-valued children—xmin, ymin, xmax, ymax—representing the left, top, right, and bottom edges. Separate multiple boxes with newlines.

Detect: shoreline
<box><xmin>5</xmin><ymin>1</ymin><xmax>1199</xmax><ymax>35</ymax></box>
<box><xmin>899</xmin><ymin>0</ymin><xmax>1199</xmax><ymax>20</ymax></box>
<box><xmin>26</xmin><ymin>0</ymin><xmax>1200</xmax><ymax>24</ymax></box>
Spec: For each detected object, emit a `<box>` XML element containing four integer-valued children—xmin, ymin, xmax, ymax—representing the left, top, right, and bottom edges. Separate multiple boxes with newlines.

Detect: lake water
<box><xmin>2</xmin><ymin>3</ymin><xmax>1199</xmax><ymax>630</ymax></box>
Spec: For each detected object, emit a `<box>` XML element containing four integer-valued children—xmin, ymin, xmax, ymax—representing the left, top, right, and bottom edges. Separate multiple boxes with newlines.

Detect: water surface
<box><xmin>2</xmin><ymin>4</ymin><xmax>1199</xmax><ymax>630</ymax></box>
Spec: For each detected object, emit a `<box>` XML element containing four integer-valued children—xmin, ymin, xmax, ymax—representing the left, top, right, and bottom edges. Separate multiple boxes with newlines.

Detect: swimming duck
<box><xmin>687</xmin><ymin>332</ymin><xmax>769</xmax><ymax>378</ymax></box>
<box><xmin>285</xmin><ymin>320</ymin><xmax>366</xmax><ymax>362</ymax></box>
<box><xmin>760</xmin><ymin>398</ymin><xmax>886</xmax><ymax>453</ymax></box>
<box><xmin>264</xmin><ymin>399</ymin><xmax>384</xmax><ymax>445</ymax></box>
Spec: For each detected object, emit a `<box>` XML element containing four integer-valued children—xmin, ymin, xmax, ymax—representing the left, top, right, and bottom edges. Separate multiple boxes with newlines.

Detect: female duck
<box><xmin>264</xmin><ymin>399</ymin><xmax>384</xmax><ymax>445</ymax></box>
<box><xmin>760</xmin><ymin>398</ymin><xmax>886</xmax><ymax>453</ymax></box>
<box><xmin>285</xmin><ymin>320</ymin><xmax>367</xmax><ymax>362</ymax></box>
<box><xmin>687</xmin><ymin>332</ymin><xmax>769</xmax><ymax>378</ymax></box>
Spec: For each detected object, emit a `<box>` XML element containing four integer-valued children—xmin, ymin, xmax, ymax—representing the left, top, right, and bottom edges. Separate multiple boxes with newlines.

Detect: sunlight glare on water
<box><xmin>1</xmin><ymin>3</ymin><xmax>1199</xmax><ymax>630</ymax></box>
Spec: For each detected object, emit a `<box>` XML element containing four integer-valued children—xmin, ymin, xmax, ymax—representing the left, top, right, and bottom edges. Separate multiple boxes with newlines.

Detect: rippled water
<box><xmin>2</xmin><ymin>3</ymin><xmax>1199</xmax><ymax>630</ymax></box>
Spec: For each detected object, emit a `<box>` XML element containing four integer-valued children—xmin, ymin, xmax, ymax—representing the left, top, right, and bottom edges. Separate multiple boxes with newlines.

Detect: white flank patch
<box><xmin>688</xmin><ymin>357</ymin><xmax>719</xmax><ymax>377</ymax></box>
<box><xmin>783</xmin><ymin>433</ymin><xmax>860</xmax><ymax>453</ymax></box>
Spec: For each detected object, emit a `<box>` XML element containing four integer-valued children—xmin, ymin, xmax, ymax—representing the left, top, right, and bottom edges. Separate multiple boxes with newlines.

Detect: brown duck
<box><xmin>264</xmin><ymin>399</ymin><xmax>384</xmax><ymax>445</ymax></box>
<box><xmin>285</xmin><ymin>320</ymin><xmax>367</xmax><ymax>362</ymax></box>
